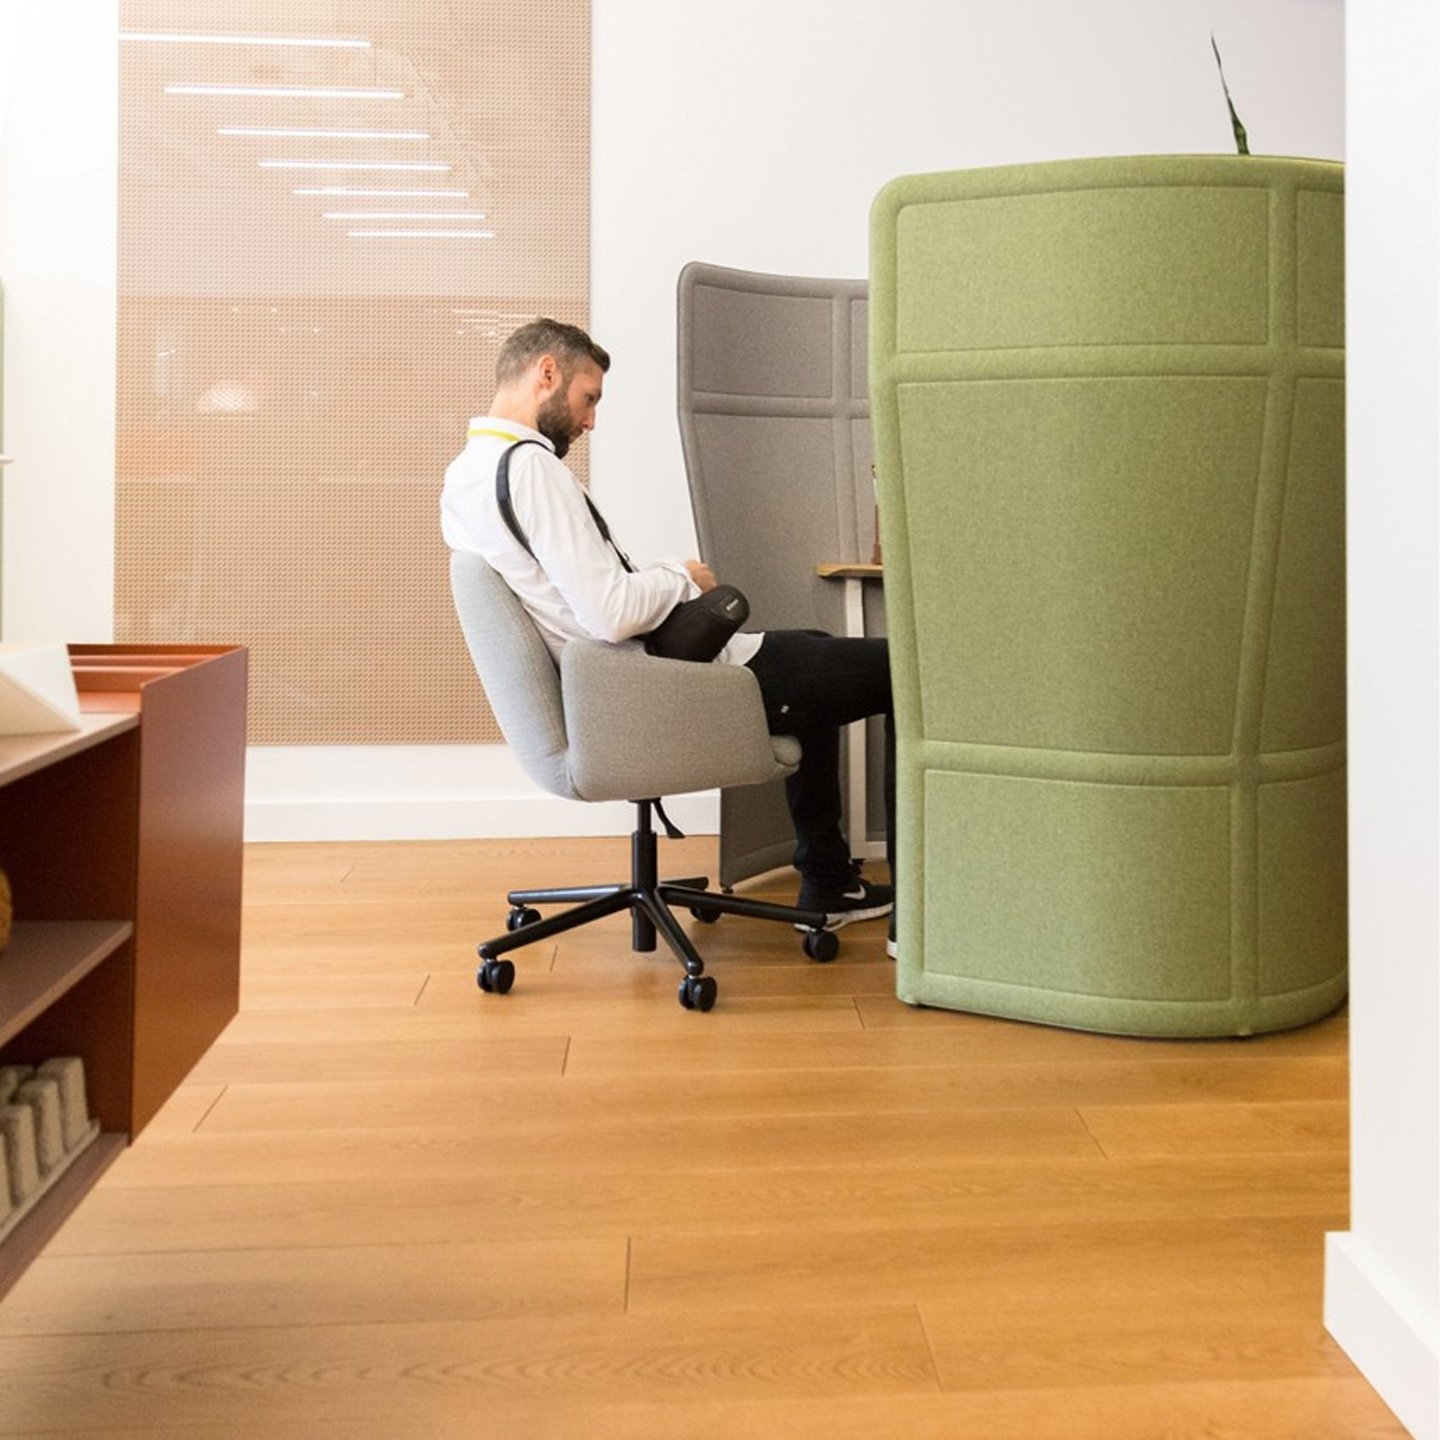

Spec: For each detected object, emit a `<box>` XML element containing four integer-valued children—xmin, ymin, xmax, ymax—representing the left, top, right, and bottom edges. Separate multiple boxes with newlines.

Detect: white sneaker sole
<box><xmin>794</xmin><ymin>899</ymin><xmax>894</xmax><ymax>933</ymax></box>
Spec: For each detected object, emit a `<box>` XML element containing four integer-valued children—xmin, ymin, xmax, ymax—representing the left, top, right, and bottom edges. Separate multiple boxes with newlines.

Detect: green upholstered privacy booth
<box><xmin>869</xmin><ymin>155</ymin><xmax>1345</xmax><ymax>1037</ymax></box>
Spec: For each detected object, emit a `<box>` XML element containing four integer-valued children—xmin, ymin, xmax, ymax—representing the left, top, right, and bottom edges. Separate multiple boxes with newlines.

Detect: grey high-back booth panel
<box><xmin>678</xmin><ymin>262</ymin><xmax>885</xmax><ymax>887</ymax></box>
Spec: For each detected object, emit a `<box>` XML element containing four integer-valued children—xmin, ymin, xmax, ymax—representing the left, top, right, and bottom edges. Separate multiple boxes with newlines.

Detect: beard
<box><xmin>535</xmin><ymin>389</ymin><xmax>577</xmax><ymax>460</ymax></box>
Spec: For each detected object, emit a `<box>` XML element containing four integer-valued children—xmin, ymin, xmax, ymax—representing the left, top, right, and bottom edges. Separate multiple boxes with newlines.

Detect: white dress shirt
<box><xmin>442</xmin><ymin>417</ymin><xmax>763</xmax><ymax>667</ymax></box>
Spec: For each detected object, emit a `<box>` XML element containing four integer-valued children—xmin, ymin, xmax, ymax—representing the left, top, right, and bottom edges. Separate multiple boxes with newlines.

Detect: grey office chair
<box><xmin>450</xmin><ymin>549</ymin><xmax>840</xmax><ymax>1011</ymax></box>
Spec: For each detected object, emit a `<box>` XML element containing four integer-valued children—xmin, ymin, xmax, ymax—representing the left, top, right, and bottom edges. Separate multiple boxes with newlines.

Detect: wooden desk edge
<box><xmin>816</xmin><ymin>563</ymin><xmax>884</xmax><ymax>579</ymax></box>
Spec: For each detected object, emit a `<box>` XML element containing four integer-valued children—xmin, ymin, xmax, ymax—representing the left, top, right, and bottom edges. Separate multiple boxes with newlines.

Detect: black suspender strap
<box><xmin>493</xmin><ymin>439</ymin><xmax>543</xmax><ymax>559</ymax></box>
<box><xmin>495</xmin><ymin>439</ymin><xmax>635</xmax><ymax>573</ymax></box>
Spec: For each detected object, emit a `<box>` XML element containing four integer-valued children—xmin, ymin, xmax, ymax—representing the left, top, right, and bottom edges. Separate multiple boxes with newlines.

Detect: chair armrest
<box><xmin>560</xmin><ymin>641</ymin><xmax>796</xmax><ymax>802</ymax></box>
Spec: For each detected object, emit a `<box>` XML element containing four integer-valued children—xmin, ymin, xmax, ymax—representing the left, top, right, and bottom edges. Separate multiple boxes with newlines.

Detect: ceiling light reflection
<box><xmin>220</xmin><ymin>127</ymin><xmax>429</xmax><ymax>140</ymax></box>
<box><xmin>123</xmin><ymin>32</ymin><xmax>371</xmax><ymax>48</ymax></box>
<box><xmin>322</xmin><ymin>211</ymin><xmax>487</xmax><ymax>221</ymax></box>
<box><xmin>166</xmin><ymin>84</ymin><xmax>403</xmax><ymax>99</ymax></box>
<box><xmin>347</xmin><ymin>229</ymin><xmax>496</xmax><ymax>238</ymax></box>
<box><xmin>294</xmin><ymin>186</ymin><xmax>469</xmax><ymax>197</ymax></box>
<box><xmin>261</xmin><ymin>160</ymin><xmax>451</xmax><ymax>172</ymax></box>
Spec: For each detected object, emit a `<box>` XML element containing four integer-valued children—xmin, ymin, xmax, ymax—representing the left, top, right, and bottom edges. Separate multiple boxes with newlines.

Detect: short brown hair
<box><xmin>495</xmin><ymin>318</ymin><xmax>610</xmax><ymax>384</ymax></box>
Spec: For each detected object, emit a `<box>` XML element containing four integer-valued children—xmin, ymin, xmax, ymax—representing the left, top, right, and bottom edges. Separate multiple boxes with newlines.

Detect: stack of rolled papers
<box><xmin>0</xmin><ymin>1057</ymin><xmax>99</xmax><ymax>1237</ymax></box>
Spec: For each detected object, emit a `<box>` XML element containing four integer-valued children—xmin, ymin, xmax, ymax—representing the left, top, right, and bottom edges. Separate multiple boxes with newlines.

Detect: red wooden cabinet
<box><xmin>0</xmin><ymin>645</ymin><xmax>246</xmax><ymax>1295</ymax></box>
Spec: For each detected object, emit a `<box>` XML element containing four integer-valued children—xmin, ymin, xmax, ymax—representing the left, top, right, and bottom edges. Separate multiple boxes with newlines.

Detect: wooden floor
<box><xmin>0</xmin><ymin>838</ymin><xmax>1406</xmax><ymax>1439</ymax></box>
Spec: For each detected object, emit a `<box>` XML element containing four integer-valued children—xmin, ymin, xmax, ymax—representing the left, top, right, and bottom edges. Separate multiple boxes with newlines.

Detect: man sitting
<box><xmin>441</xmin><ymin>318</ymin><xmax>894</xmax><ymax>943</ymax></box>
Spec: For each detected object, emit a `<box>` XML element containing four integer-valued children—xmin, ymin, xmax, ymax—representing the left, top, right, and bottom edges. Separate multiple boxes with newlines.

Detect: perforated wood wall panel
<box><xmin>116</xmin><ymin>1</ymin><xmax>590</xmax><ymax>743</ymax></box>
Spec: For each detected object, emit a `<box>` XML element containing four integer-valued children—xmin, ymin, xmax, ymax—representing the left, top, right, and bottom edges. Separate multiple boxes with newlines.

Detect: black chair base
<box><xmin>474</xmin><ymin>799</ymin><xmax>837</xmax><ymax>1010</ymax></box>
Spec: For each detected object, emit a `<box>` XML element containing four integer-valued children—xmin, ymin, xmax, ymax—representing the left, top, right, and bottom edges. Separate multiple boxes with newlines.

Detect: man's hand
<box><xmin>685</xmin><ymin>559</ymin><xmax>718</xmax><ymax>593</ymax></box>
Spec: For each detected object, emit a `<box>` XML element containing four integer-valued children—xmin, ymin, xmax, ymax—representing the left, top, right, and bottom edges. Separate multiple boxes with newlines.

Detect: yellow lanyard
<box><xmin>469</xmin><ymin>426</ymin><xmax>523</xmax><ymax>443</ymax></box>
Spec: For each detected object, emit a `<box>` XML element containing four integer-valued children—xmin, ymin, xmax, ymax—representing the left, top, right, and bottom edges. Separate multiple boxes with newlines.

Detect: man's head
<box><xmin>493</xmin><ymin>318</ymin><xmax>610</xmax><ymax>460</ymax></box>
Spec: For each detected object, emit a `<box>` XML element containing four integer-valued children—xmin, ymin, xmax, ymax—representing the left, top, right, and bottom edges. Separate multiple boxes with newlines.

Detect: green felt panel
<box><xmin>1258</xmin><ymin>770</ymin><xmax>1348</xmax><ymax>997</ymax></box>
<box><xmin>896</xmin><ymin>186</ymin><xmax>1269</xmax><ymax>353</ymax></box>
<box><xmin>923</xmin><ymin>771</ymin><xmax>1233</xmax><ymax>1002</ymax></box>
<box><xmin>897</xmin><ymin>375</ymin><xmax>1267</xmax><ymax>755</ymax></box>
<box><xmin>1261</xmin><ymin>378</ymin><xmax>1347</xmax><ymax>753</ymax></box>
<box><xmin>1297</xmin><ymin>190</ymin><xmax>1345</xmax><ymax>348</ymax></box>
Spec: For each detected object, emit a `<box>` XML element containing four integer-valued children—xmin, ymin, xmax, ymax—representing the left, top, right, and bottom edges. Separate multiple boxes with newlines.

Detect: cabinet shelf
<box><xmin>0</xmin><ymin>1132</ymin><xmax>126</xmax><ymax>1296</ymax></box>
<box><xmin>0</xmin><ymin>643</ymin><xmax>246</xmax><ymax>1300</ymax></box>
<box><xmin>0</xmin><ymin>921</ymin><xmax>135</xmax><ymax>1047</ymax></box>
<box><xmin>0</xmin><ymin>713</ymin><xmax>136</xmax><ymax>787</ymax></box>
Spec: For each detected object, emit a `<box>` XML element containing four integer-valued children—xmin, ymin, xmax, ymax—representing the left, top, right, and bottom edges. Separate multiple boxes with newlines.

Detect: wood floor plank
<box><xmin>189</xmin><ymin>1054</ymin><xmax>1347</xmax><ymax>1136</ymax></box>
<box><xmin>240</xmin><ymin>907</ymin><xmax>497</xmax><ymax>976</ymax></box>
<box><xmin>240</xmin><ymin>846</ymin><xmax>357</xmax><ymax>899</ymax></box>
<box><xmin>0</xmin><ymin>1379</ymin><xmax>1407</xmax><ymax>1440</ymax></box>
<box><xmin>0</xmin><ymin>1378</ymin><xmax>1408</xmax><ymax>1440</ymax></box>
<box><xmin>41</xmin><ymin>1152</ymin><xmax>1350</xmax><ymax>1258</ymax></box>
<box><xmin>548</xmin><ymin>950</ymin><xmax>897</xmax><ymax>998</ymax></box>
<box><xmin>0</xmin><ymin>1236</ymin><xmax>625</xmax><ymax>1335</ymax></box>
<box><xmin>215</xmin><ymin>1003</ymin><xmax>557</xmax><ymax>1046</ymax></box>
<box><xmin>239</xmin><ymin>971</ymin><xmax>429</xmax><ymax>1010</ymax></box>
<box><xmin>187</xmin><ymin>1033</ymin><xmax>569</xmax><ymax>1086</ymax></box>
<box><xmin>96</xmin><ymin>1103</ymin><xmax>1101</xmax><ymax>1191</ymax></box>
<box><xmin>1080</xmin><ymin>1099</ymin><xmax>1350</xmax><ymax>1158</ymax></box>
<box><xmin>0</xmin><ymin>1306</ymin><xmax>938</xmax><ymax>1431</ymax></box>
<box><xmin>564</xmin><ymin>1010</ymin><xmax>1348</xmax><ymax>1077</ymax></box>
<box><xmin>921</xmin><ymin>1294</ymin><xmax>1381</xmax><ymax>1396</ymax></box>
<box><xmin>46</xmin><ymin>1148</ymin><xmax>1349</xmax><ymax>1261</ymax></box>
<box><xmin>137</xmin><ymin>1084</ymin><xmax>227</xmax><ymax>1138</ymax></box>
<box><xmin>627</xmin><ymin>1217</ymin><xmax>1332</xmax><ymax>1316</ymax></box>
<box><xmin>412</xmin><ymin>980</ymin><xmax>869</xmax><ymax>1034</ymax></box>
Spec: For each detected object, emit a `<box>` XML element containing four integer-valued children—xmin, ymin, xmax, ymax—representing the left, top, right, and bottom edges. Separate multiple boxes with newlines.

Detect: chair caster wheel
<box><xmin>506</xmin><ymin>906</ymin><xmax>541</xmax><ymax>932</ymax></box>
<box><xmin>802</xmin><ymin>929</ymin><xmax>839</xmax><ymax>962</ymax></box>
<box><xmin>689</xmin><ymin>903</ymin><xmax>722</xmax><ymax>924</ymax></box>
<box><xmin>478</xmin><ymin>957</ymin><xmax>515</xmax><ymax>994</ymax></box>
<box><xmin>678</xmin><ymin>975</ymin><xmax>718</xmax><ymax>1011</ymax></box>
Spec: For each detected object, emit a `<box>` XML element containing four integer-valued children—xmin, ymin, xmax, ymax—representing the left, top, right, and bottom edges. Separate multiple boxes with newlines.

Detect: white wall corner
<box><xmin>1325</xmin><ymin>1233</ymin><xmax>1440</xmax><ymax>1440</ymax></box>
<box><xmin>1333</xmin><ymin>1</ymin><xmax>1440</xmax><ymax>1435</ymax></box>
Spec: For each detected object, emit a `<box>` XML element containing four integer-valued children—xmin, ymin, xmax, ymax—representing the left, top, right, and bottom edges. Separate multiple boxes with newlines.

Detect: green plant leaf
<box><xmin>1211</xmin><ymin>36</ymin><xmax>1251</xmax><ymax>155</ymax></box>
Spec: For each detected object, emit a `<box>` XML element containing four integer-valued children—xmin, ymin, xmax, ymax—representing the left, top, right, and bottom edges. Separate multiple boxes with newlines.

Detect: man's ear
<box><xmin>535</xmin><ymin>353</ymin><xmax>561</xmax><ymax>394</ymax></box>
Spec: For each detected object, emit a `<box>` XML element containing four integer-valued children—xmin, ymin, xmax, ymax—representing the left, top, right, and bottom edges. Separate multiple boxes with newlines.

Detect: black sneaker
<box><xmin>795</xmin><ymin>867</ymin><xmax>894</xmax><ymax>931</ymax></box>
<box><xmin>886</xmin><ymin>913</ymin><xmax>897</xmax><ymax>960</ymax></box>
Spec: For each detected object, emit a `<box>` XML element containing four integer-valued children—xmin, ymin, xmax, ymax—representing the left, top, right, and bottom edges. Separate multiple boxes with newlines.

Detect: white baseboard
<box><xmin>242</xmin><ymin>744</ymin><xmax>719</xmax><ymax>842</ymax></box>
<box><xmin>1325</xmin><ymin>1231</ymin><xmax>1440</xmax><ymax>1440</ymax></box>
<box><xmin>245</xmin><ymin>791</ymin><xmax>720</xmax><ymax>842</ymax></box>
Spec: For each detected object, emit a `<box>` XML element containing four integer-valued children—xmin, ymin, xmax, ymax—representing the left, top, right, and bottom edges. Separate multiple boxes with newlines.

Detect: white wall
<box><xmin>0</xmin><ymin>0</ymin><xmax>118</xmax><ymax>644</ymax></box>
<box><xmin>589</xmin><ymin>0</ymin><xmax>1344</xmax><ymax>555</ymax></box>
<box><xmin>1324</xmin><ymin>4</ymin><xmax>1440</xmax><ymax>1437</ymax></box>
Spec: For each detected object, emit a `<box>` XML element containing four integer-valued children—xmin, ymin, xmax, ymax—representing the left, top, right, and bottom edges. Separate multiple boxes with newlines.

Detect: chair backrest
<box><xmin>449</xmin><ymin>549</ymin><xmax>578</xmax><ymax>800</ymax></box>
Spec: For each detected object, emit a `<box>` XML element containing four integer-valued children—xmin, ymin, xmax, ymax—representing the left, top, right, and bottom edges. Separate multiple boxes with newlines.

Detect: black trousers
<box><xmin>744</xmin><ymin>630</ymin><xmax>895</xmax><ymax>890</ymax></box>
